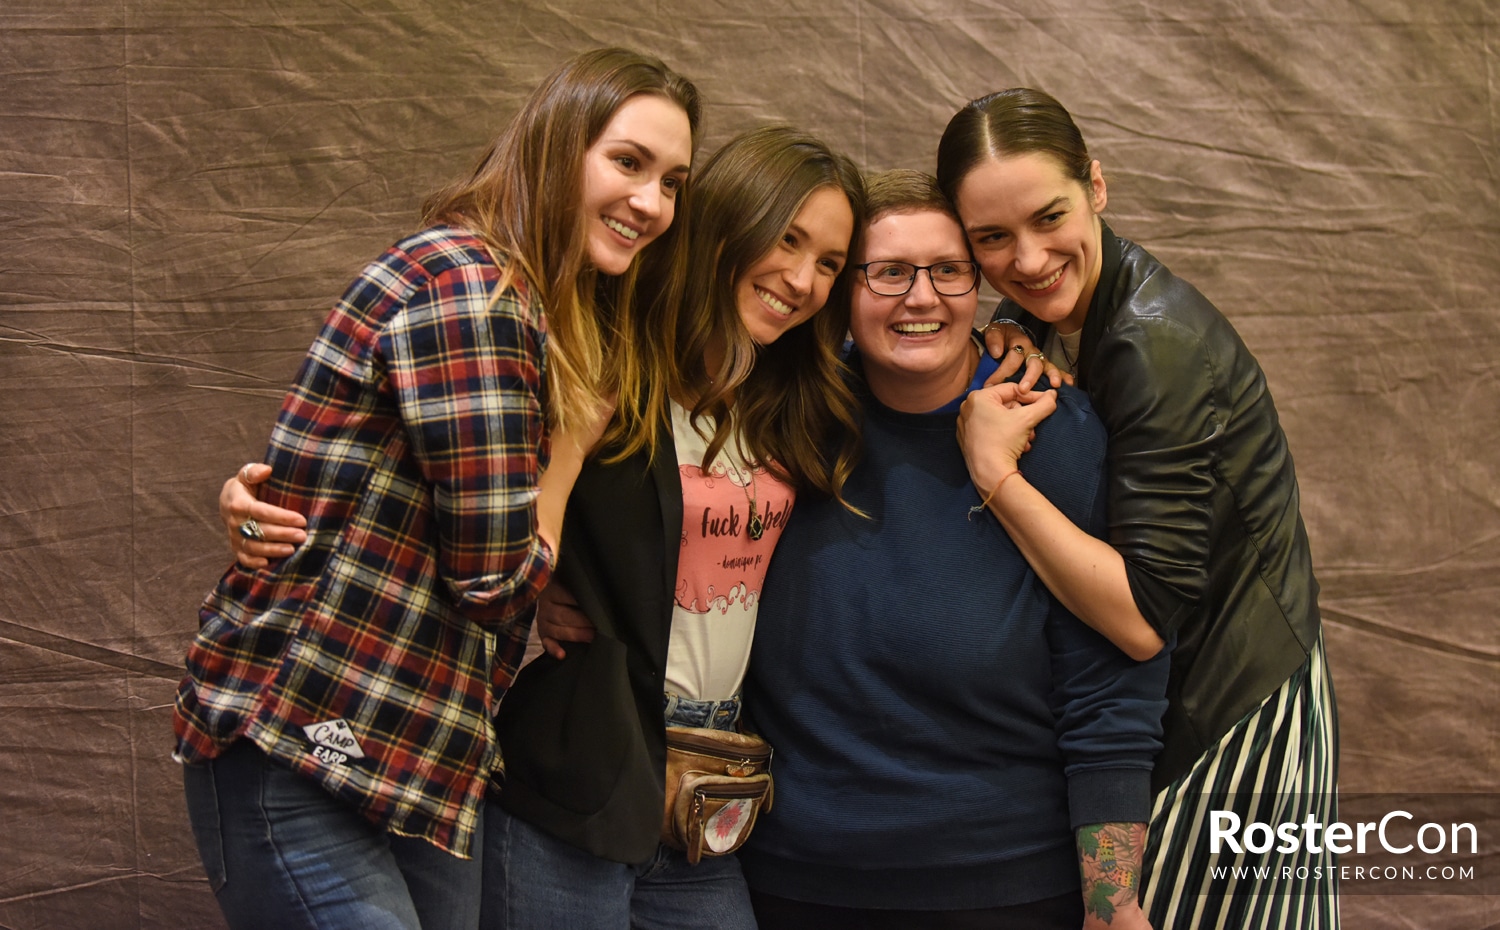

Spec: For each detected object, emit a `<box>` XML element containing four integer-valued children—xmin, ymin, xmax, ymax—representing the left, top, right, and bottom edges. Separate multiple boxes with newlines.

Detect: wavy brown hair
<box><xmin>422</xmin><ymin>47</ymin><xmax>701</xmax><ymax>433</ymax></box>
<box><xmin>624</xmin><ymin>126</ymin><xmax>865</xmax><ymax>505</ymax></box>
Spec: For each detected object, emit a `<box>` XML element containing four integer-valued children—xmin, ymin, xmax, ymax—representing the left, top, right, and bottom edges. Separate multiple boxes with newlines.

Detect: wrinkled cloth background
<box><xmin>2</xmin><ymin>0</ymin><xmax>1496</xmax><ymax>927</ymax></box>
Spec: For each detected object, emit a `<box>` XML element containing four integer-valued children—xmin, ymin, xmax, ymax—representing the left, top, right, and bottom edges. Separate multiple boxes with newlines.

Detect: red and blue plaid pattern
<box><xmin>174</xmin><ymin>225</ymin><xmax>553</xmax><ymax>856</ymax></box>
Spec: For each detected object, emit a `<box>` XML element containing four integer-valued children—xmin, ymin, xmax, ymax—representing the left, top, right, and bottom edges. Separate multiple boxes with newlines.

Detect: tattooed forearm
<box><xmin>1077</xmin><ymin>821</ymin><xmax>1146</xmax><ymax>924</ymax></box>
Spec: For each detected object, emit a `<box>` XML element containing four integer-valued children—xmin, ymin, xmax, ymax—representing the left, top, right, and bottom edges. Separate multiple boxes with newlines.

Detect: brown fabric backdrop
<box><xmin>2</xmin><ymin>1</ymin><xmax>1496</xmax><ymax>927</ymax></box>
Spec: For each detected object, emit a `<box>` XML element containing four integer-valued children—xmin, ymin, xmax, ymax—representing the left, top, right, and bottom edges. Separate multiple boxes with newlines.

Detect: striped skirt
<box><xmin>1140</xmin><ymin>635</ymin><xmax>1340</xmax><ymax>929</ymax></box>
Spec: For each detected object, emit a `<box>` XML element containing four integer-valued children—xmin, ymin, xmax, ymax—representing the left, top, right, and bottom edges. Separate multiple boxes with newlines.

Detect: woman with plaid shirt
<box><xmin>218</xmin><ymin>126</ymin><xmax>870</xmax><ymax>929</ymax></box>
<box><xmin>175</xmin><ymin>48</ymin><xmax>699</xmax><ymax>930</ymax></box>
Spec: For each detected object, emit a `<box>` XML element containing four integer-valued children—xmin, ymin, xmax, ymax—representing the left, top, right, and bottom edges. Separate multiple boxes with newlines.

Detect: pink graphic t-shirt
<box><xmin>664</xmin><ymin>401</ymin><xmax>795</xmax><ymax>701</ymax></box>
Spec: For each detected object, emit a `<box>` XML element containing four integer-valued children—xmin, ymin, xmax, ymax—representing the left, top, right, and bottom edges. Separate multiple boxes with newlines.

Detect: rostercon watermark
<box><xmin>1178</xmin><ymin>793</ymin><xmax>1496</xmax><ymax>895</ymax></box>
<box><xmin>1210</xmin><ymin>809</ymin><xmax>1478</xmax><ymax>857</ymax></box>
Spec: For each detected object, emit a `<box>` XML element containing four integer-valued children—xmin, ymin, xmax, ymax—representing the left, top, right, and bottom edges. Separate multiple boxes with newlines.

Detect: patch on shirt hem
<box><xmin>303</xmin><ymin>718</ymin><xmax>366</xmax><ymax>765</ymax></box>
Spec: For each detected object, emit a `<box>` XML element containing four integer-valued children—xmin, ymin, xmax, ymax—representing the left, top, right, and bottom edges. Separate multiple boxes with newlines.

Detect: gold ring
<box><xmin>1025</xmin><ymin>352</ymin><xmax>1046</xmax><ymax>362</ymax></box>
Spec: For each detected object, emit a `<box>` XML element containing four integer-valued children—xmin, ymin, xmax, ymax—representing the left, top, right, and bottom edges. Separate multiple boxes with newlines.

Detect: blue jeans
<box><xmin>480</xmin><ymin>803</ymin><xmax>757</xmax><ymax>930</ymax></box>
<box><xmin>662</xmin><ymin>691</ymin><xmax>740</xmax><ymax>730</ymax></box>
<box><xmin>479</xmin><ymin>693</ymin><xmax>756</xmax><ymax>930</ymax></box>
<box><xmin>182</xmin><ymin>740</ymin><xmax>483</xmax><ymax>930</ymax></box>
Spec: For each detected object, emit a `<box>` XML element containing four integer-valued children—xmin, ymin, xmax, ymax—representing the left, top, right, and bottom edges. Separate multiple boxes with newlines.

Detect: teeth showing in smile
<box><xmin>1021</xmin><ymin>266</ymin><xmax>1064</xmax><ymax>291</ymax></box>
<box><xmin>756</xmin><ymin>287</ymin><xmax>794</xmax><ymax>317</ymax></box>
<box><xmin>603</xmin><ymin>217</ymin><xmax>639</xmax><ymax>241</ymax></box>
<box><xmin>893</xmin><ymin>321</ymin><xmax>941</xmax><ymax>334</ymax></box>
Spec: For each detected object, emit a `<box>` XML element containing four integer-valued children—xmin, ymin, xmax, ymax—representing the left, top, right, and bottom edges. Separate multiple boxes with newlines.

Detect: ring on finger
<box><xmin>239</xmin><ymin>463</ymin><xmax>256</xmax><ymax>483</ymax></box>
<box><xmin>1011</xmin><ymin>344</ymin><xmax>1025</xmax><ymax>355</ymax></box>
<box><xmin>1025</xmin><ymin>352</ymin><xmax>1046</xmax><ymax>362</ymax></box>
<box><xmin>238</xmin><ymin>518</ymin><xmax>265</xmax><ymax>541</ymax></box>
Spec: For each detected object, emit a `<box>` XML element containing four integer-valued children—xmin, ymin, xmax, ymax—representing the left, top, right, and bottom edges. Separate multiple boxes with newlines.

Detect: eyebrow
<box><xmin>606</xmin><ymin>137</ymin><xmax>691</xmax><ymax>175</ymax></box>
<box><xmin>964</xmin><ymin>195</ymin><xmax>1070</xmax><ymax>235</ymax></box>
<box><xmin>1030</xmin><ymin>195</ymin><xmax>1069</xmax><ymax>219</ymax></box>
<box><xmin>863</xmin><ymin>253</ymin><xmax>971</xmax><ymax>263</ymax></box>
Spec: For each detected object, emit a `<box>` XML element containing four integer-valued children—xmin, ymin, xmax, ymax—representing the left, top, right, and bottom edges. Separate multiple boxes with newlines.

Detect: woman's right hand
<box><xmin>221</xmin><ymin>463</ymin><xmax>308</xmax><ymax>569</ymax></box>
<box><xmin>535</xmin><ymin>582</ymin><xmax>597</xmax><ymax>660</ymax></box>
<box><xmin>956</xmin><ymin>382</ymin><xmax>1058</xmax><ymax>494</ymax></box>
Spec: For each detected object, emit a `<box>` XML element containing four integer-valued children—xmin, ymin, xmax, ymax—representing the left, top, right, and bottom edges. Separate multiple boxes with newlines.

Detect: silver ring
<box><xmin>238</xmin><ymin>518</ymin><xmax>264</xmax><ymax>541</ymax></box>
<box><xmin>1011</xmin><ymin>344</ymin><xmax>1025</xmax><ymax>355</ymax></box>
<box><xmin>239</xmin><ymin>463</ymin><xmax>256</xmax><ymax>483</ymax></box>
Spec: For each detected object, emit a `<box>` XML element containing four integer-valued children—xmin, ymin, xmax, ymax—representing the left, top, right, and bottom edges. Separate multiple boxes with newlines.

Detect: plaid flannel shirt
<box><xmin>174</xmin><ymin>225</ymin><xmax>553</xmax><ymax>856</ymax></box>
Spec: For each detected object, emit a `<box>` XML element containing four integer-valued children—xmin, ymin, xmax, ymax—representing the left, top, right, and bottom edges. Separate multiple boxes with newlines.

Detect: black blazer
<box><xmin>494</xmin><ymin>439</ymin><xmax>684</xmax><ymax>864</ymax></box>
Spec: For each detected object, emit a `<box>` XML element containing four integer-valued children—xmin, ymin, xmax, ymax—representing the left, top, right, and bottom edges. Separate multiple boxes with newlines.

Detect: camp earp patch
<box><xmin>303</xmin><ymin>718</ymin><xmax>366</xmax><ymax>766</ymax></box>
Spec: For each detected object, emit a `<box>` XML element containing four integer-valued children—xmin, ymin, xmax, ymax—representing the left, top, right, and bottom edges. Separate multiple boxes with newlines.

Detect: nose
<box><xmin>783</xmin><ymin>253</ymin><xmax>815</xmax><ymax>297</ymax></box>
<box><xmin>1012</xmin><ymin>232</ymin><xmax>1047</xmax><ymax>276</ymax></box>
<box><xmin>903</xmin><ymin>268</ymin><xmax>940</xmax><ymax>308</ymax></box>
<box><xmin>629</xmin><ymin>180</ymin><xmax>664</xmax><ymax>221</ymax></box>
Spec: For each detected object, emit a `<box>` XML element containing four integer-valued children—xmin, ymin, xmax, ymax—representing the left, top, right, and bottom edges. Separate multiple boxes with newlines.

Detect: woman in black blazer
<box><xmin>219</xmin><ymin>125</ymin><xmax>869</xmax><ymax>930</ymax></box>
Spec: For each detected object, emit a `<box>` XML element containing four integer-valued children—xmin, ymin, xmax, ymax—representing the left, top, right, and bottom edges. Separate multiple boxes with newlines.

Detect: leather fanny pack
<box><xmin>660</xmin><ymin>726</ymin><xmax>774</xmax><ymax>864</ymax></box>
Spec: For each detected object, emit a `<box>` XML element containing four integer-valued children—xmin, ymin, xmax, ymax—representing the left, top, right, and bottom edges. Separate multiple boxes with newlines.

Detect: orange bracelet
<box><xmin>967</xmin><ymin>469</ymin><xmax>1019</xmax><ymax>520</ymax></box>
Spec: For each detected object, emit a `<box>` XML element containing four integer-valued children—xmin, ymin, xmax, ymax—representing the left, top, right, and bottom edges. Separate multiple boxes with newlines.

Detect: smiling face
<box><xmin>850</xmin><ymin>209</ymin><xmax>981</xmax><ymax>412</ymax></box>
<box><xmin>954</xmin><ymin>152</ymin><xmax>1107</xmax><ymax>334</ymax></box>
<box><xmin>734</xmin><ymin>185</ymin><xmax>854</xmax><ymax>346</ymax></box>
<box><xmin>580</xmin><ymin>93</ymin><xmax>693</xmax><ymax>276</ymax></box>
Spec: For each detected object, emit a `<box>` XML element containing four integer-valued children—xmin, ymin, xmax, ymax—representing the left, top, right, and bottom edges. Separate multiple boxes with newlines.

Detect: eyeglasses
<box><xmin>855</xmin><ymin>260</ymin><xmax>980</xmax><ymax>297</ymax></box>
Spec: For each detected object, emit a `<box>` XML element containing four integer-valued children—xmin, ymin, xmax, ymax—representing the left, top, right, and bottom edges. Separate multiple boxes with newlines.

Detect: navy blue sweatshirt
<box><xmin>739</xmin><ymin>354</ymin><xmax>1170</xmax><ymax>909</ymax></box>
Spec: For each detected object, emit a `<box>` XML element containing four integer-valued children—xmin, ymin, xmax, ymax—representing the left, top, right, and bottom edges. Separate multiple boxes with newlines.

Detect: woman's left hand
<box><xmin>957</xmin><ymin>382</ymin><xmax>1057</xmax><ymax>494</ymax></box>
<box><xmin>981</xmin><ymin>322</ymin><xmax>1072</xmax><ymax>390</ymax></box>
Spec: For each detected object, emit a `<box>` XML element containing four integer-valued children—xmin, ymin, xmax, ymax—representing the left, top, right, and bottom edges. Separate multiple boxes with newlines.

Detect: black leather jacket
<box><xmin>1004</xmin><ymin>224</ymin><xmax>1324</xmax><ymax>789</ymax></box>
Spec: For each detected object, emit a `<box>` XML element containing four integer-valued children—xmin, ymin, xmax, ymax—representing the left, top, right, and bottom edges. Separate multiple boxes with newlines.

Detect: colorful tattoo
<box><xmin>1078</xmin><ymin>821</ymin><xmax>1145</xmax><ymax>924</ymax></box>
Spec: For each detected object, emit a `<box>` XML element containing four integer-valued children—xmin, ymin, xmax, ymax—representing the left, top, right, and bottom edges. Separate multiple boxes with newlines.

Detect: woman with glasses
<box><xmin>737</xmin><ymin>169</ymin><xmax>1169</xmax><ymax>930</ymax></box>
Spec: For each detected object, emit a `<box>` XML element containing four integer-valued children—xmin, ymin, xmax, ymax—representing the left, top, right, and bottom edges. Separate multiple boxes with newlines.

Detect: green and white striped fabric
<box><xmin>1141</xmin><ymin>637</ymin><xmax>1340</xmax><ymax>929</ymax></box>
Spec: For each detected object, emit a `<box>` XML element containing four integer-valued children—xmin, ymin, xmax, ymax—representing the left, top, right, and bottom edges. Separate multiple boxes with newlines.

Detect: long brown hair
<box><xmin>422</xmin><ymin>47</ymin><xmax>701</xmax><ymax>431</ymax></box>
<box><xmin>624</xmin><ymin>126</ymin><xmax>865</xmax><ymax>505</ymax></box>
<box><xmin>935</xmin><ymin>87</ymin><xmax>1092</xmax><ymax>205</ymax></box>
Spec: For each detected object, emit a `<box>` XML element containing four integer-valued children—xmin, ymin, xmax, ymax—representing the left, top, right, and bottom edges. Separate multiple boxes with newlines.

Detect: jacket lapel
<box><xmin>1075</xmin><ymin>222</ymin><xmax>1123</xmax><ymax>393</ymax></box>
<box><xmin>649</xmin><ymin>426</ymin><xmax>684</xmax><ymax>606</ymax></box>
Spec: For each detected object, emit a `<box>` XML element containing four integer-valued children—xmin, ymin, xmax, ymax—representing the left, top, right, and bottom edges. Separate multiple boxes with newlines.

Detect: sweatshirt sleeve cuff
<box><xmin>1068</xmin><ymin>766</ymin><xmax>1154</xmax><ymax>829</ymax></box>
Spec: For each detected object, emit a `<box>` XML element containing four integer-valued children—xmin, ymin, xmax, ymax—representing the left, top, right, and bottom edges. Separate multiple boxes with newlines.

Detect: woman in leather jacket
<box><xmin>940</xmin><ymin>88</ymin><xmax>1338</xmax><ymax>930</ymax></box>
